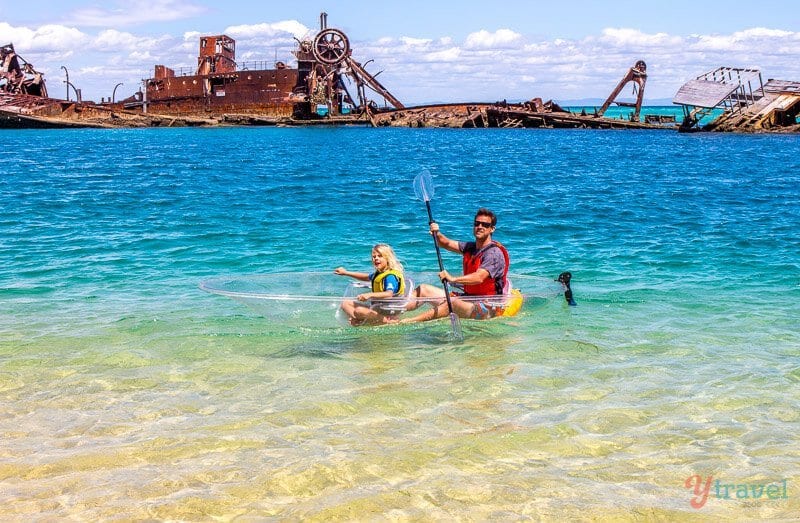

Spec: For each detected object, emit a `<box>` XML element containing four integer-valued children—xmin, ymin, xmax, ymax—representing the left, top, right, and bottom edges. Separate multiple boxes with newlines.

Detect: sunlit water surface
<box><xmin>1</xmin><ymin>127</ymin><xmax>798</xmax><ymax>519</ymax></box>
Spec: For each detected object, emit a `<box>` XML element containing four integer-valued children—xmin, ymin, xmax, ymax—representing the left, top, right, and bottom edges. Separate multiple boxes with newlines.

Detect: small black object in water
<box><xmin>557</xmin><ymin>272</ymin><xmax>577</xmax><ymax>306</ymax></box>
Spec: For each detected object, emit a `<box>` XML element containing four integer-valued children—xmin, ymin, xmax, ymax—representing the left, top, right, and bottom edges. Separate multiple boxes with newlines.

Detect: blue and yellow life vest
<box><xmin>371</xmin><ymin>269</ymin><xmax>405</xmax><ymax>296</ymax></box>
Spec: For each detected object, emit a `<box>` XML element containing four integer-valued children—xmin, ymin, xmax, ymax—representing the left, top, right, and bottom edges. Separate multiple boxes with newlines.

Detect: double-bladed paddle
<box><xmin>413</xmin><ymin>171</ymin><xmax>463</xmax><ymax>341</ymax></box>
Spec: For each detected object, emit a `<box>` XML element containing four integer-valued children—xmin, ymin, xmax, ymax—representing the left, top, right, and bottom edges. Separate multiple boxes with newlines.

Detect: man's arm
<box><xmin>429</xmin><ymin>222</ymin><xmax>461</xmax><ymax>254</ymax></box>
<box><xmin>439</xmin><ymin>268</ymin><xmax>490</xmax><ymax>286</ymax></box>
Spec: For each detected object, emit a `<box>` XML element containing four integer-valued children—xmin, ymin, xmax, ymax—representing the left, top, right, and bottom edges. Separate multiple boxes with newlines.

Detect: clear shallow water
<box><xmin>1</xmin><ymin>126</ymin><xmax>799</xmax><ymax>519</ymax></box>
<box><xmin>565</xmin><ymin>104</ymin><xmax>695</xmax><ymax>124</ymax></box>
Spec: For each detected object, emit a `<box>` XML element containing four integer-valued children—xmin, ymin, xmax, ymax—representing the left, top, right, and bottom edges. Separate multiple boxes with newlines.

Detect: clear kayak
<box><xmin>199</xmin><ymin>272</ymin><xmax>566</xmax><ymax>329</ymax></box>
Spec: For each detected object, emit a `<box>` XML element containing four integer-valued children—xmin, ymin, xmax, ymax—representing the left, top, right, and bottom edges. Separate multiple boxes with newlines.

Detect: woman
<box><xmin>334</xmin><ymin>244</ymin><xmax>407</xmax><ymax>325</ymax></box>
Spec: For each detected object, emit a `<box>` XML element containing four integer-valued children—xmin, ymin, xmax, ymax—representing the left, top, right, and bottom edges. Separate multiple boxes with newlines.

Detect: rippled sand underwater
<box><xmin>2</xmin><ymin>306</ymin><xmax>798</xmax><ymax>520</ymax></box>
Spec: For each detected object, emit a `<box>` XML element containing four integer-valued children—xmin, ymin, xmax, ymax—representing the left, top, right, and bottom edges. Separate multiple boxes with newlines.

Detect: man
<box><xmin>402</xmin><ymin>208</ymin><xmax>509</xmax><ymax>322</ymax></box>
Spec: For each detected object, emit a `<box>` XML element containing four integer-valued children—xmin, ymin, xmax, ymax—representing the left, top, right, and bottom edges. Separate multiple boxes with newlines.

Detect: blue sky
<box><xmin>2</xmin><ymin>0</ymin><xmax>798</xmax><ymax>104</ymax></box>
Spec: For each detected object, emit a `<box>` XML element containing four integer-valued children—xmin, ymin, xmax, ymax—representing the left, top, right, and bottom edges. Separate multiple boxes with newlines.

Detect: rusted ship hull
<box><xmin>138</xmin><ymin>67</ymin><xmax>301</xmax><ymax>118</ymax></box>
<box><xmin>0</xmin><ymin>43</ymin><xmax>219</xmax><ymax>128</ymax></box>
<box><xmin>0</xmin><ymin>112</ymin><xmax>103</xmax><ymax>128</ymax></box>
<box><xmin>0</xmin><ymin>92</ymin><xmax>220</xmax><ymax>129</ymax></box>
<box><xmin>0</xmin><ymin>92</ymin><xmax>100</xmax><ymax>128</ymax></box>
<box><xmin>130</xmin><ymin>24</ymin><xmax>379</xmax><ymax>121</ymax></box>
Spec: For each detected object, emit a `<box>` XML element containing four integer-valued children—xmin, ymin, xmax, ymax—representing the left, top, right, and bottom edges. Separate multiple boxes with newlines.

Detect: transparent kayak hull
<box><xmin>199</xmin><ymin>272</ymin><xmax>565</xmax><ymax>328</ymax></box>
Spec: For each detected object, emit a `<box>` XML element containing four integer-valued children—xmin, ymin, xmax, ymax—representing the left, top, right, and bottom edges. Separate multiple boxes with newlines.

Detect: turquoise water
<box><xmin>565</xmin><ymin>105</ymin><xmax>722</xmax><ymax>126</ymax></box>
<box><xmin>1</xmin><ymin>127</ymin><xmax>799</xmax><ymax>519</ymax></box>
<box><xmin>566</xmin><ymin>104</ymin><xmax>683</xmax><ymax>119</ymax></box>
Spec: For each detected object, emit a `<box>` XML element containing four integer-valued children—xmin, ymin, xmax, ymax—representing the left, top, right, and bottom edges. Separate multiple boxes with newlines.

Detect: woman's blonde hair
<box><xmin>372</xmin><ymin>243</ymin><xmax>404</xmax><ymax>273</ymax></box>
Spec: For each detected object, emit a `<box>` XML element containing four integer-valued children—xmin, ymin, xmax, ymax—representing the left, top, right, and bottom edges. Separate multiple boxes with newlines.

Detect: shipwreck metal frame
<box><xmin>673</xmin><ymin>67</ymin><xmax>764</xmax><ymax>130</ymax></box>
<box><xmin>597</xmin><ymin>60</ymin><xmax>648</xmax><ymax>121</ymax></box>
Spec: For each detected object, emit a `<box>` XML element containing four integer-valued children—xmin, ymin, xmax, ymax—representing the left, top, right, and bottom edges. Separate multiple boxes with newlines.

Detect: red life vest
<box><xmin>462</xmin><ymin>241</ymin><xmax>509</xmax><ymax>296</ymax></box>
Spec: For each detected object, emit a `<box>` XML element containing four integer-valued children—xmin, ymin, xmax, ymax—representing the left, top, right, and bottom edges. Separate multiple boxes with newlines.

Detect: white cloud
<box><xmin>93</xmin><ymin>30</ymin><xmax>152</xmax><ymax>52</ymax></box>
<box><xmin>598</xmin><ymin>28</ymin><xmax>684</xmax><ymax>48</ymax></box>
<box><xmin>129</xmin><ymin>50</ymin><xmax>156</xmax><ymax>62</ymax></box>
<box><xmin>465</xmin><ymin>29</ymin><xmax>522</xmax><ymax>49</ymax></box>
<box><xmin>0</xmin><ymin>23</ymin><xmax>89</xmax><ymax>53</ymax></box>
<box><xmin>737</xmin><ymin>27</ymin><xmax>794</xmax><ymax>39</ymax></box>
<box><xmin>225</xmin><ymin>20</ymin><xmax>310</xmax><ymax>40</ymax></box>
<box><xmin>65</xmin><ymin>0</ymin><xmax>207</xmax><ymax>27</ymax></box>
<box><xmin>691</xmin><ymin>27</ymin><xmax>798</xmax><ymax>52</ymax></box>
<box><xmin>218</xmin><ymin>21</ymin><xmax>311</xmax><ymax>66</ymax></box>
<box><xmin>400</xmin><ymin>36</ymin><xmax>432</xmax><ymax>46</ymax></box>
<box><xmin>423</xmin><ymin>47</ymin><xmax>461</xmax><ymax>62</ymax></box>
<box><xmin>0</xmin><ymin>22</ymin><xmax>34</xmax><ymax>46</ymax></box>
<box><xmin>78</xmin><ymin>66</ymin><xmax>105</xmax><ymax>75</ymax></box>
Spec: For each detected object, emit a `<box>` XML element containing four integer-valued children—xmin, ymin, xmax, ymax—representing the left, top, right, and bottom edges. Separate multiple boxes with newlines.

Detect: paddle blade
<box><xmin>413</xmin><ymin>170</ymin><xmax>434</xmax><ymax>202</ymax></box>
<box><xmin>449</xmin><ymin>313</ymin><xmax>464</xmax><ymax>342</ymax></box>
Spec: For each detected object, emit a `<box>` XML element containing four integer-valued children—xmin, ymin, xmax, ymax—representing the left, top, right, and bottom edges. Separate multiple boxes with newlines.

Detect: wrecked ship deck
<box><xmin>0</xmin><ymin>94</ymin><xmax>221</xmax><ymax>129</ymax></box>
<box><xmin>369</xmin><ymin>102</ymin><xmax>671</xmax><ymax>129</ymax></box>
<box><xmin>674</xmin><ymin>68</ymin><xmax>800</xmax><ymax>133</ymax></box>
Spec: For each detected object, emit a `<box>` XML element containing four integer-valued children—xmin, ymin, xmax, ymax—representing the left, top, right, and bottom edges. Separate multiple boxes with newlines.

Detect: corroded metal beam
<box><xmin>345</xmin><ymin>58</ymin><xmax>404</xmax><ymax>110</ymax></box>
<box><xmin>598</xmin><ymin>60</ymin><xmax>647</xmax><ymax>120</ymax></box>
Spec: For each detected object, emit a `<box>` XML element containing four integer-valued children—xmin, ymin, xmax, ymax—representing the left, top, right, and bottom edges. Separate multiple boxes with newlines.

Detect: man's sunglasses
<box><xmin>474</xmin><ymin>220</ymin><xmax>493</xmax><ymax>229</ymax></box>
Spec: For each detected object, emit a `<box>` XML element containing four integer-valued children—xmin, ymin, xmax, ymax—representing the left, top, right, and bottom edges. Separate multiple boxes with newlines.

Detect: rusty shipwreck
<box><xmin>1</xmin><ymin>42</ymin><xmax>214</xmax><ymax>128</ymax></box>
<box><xmin>1</xmin><ymin>13</ymin><xmax>675</xmax><ymax>130</ymax></box>
<box><xmin>125</xmin><ymin>13</ymin><xmax>404</xmax><ymax>125</ymax></box>
<box><xmin>2</xmin><ymin>12</ymin><xmax>797</xmax><ymax>132</ymax></box>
